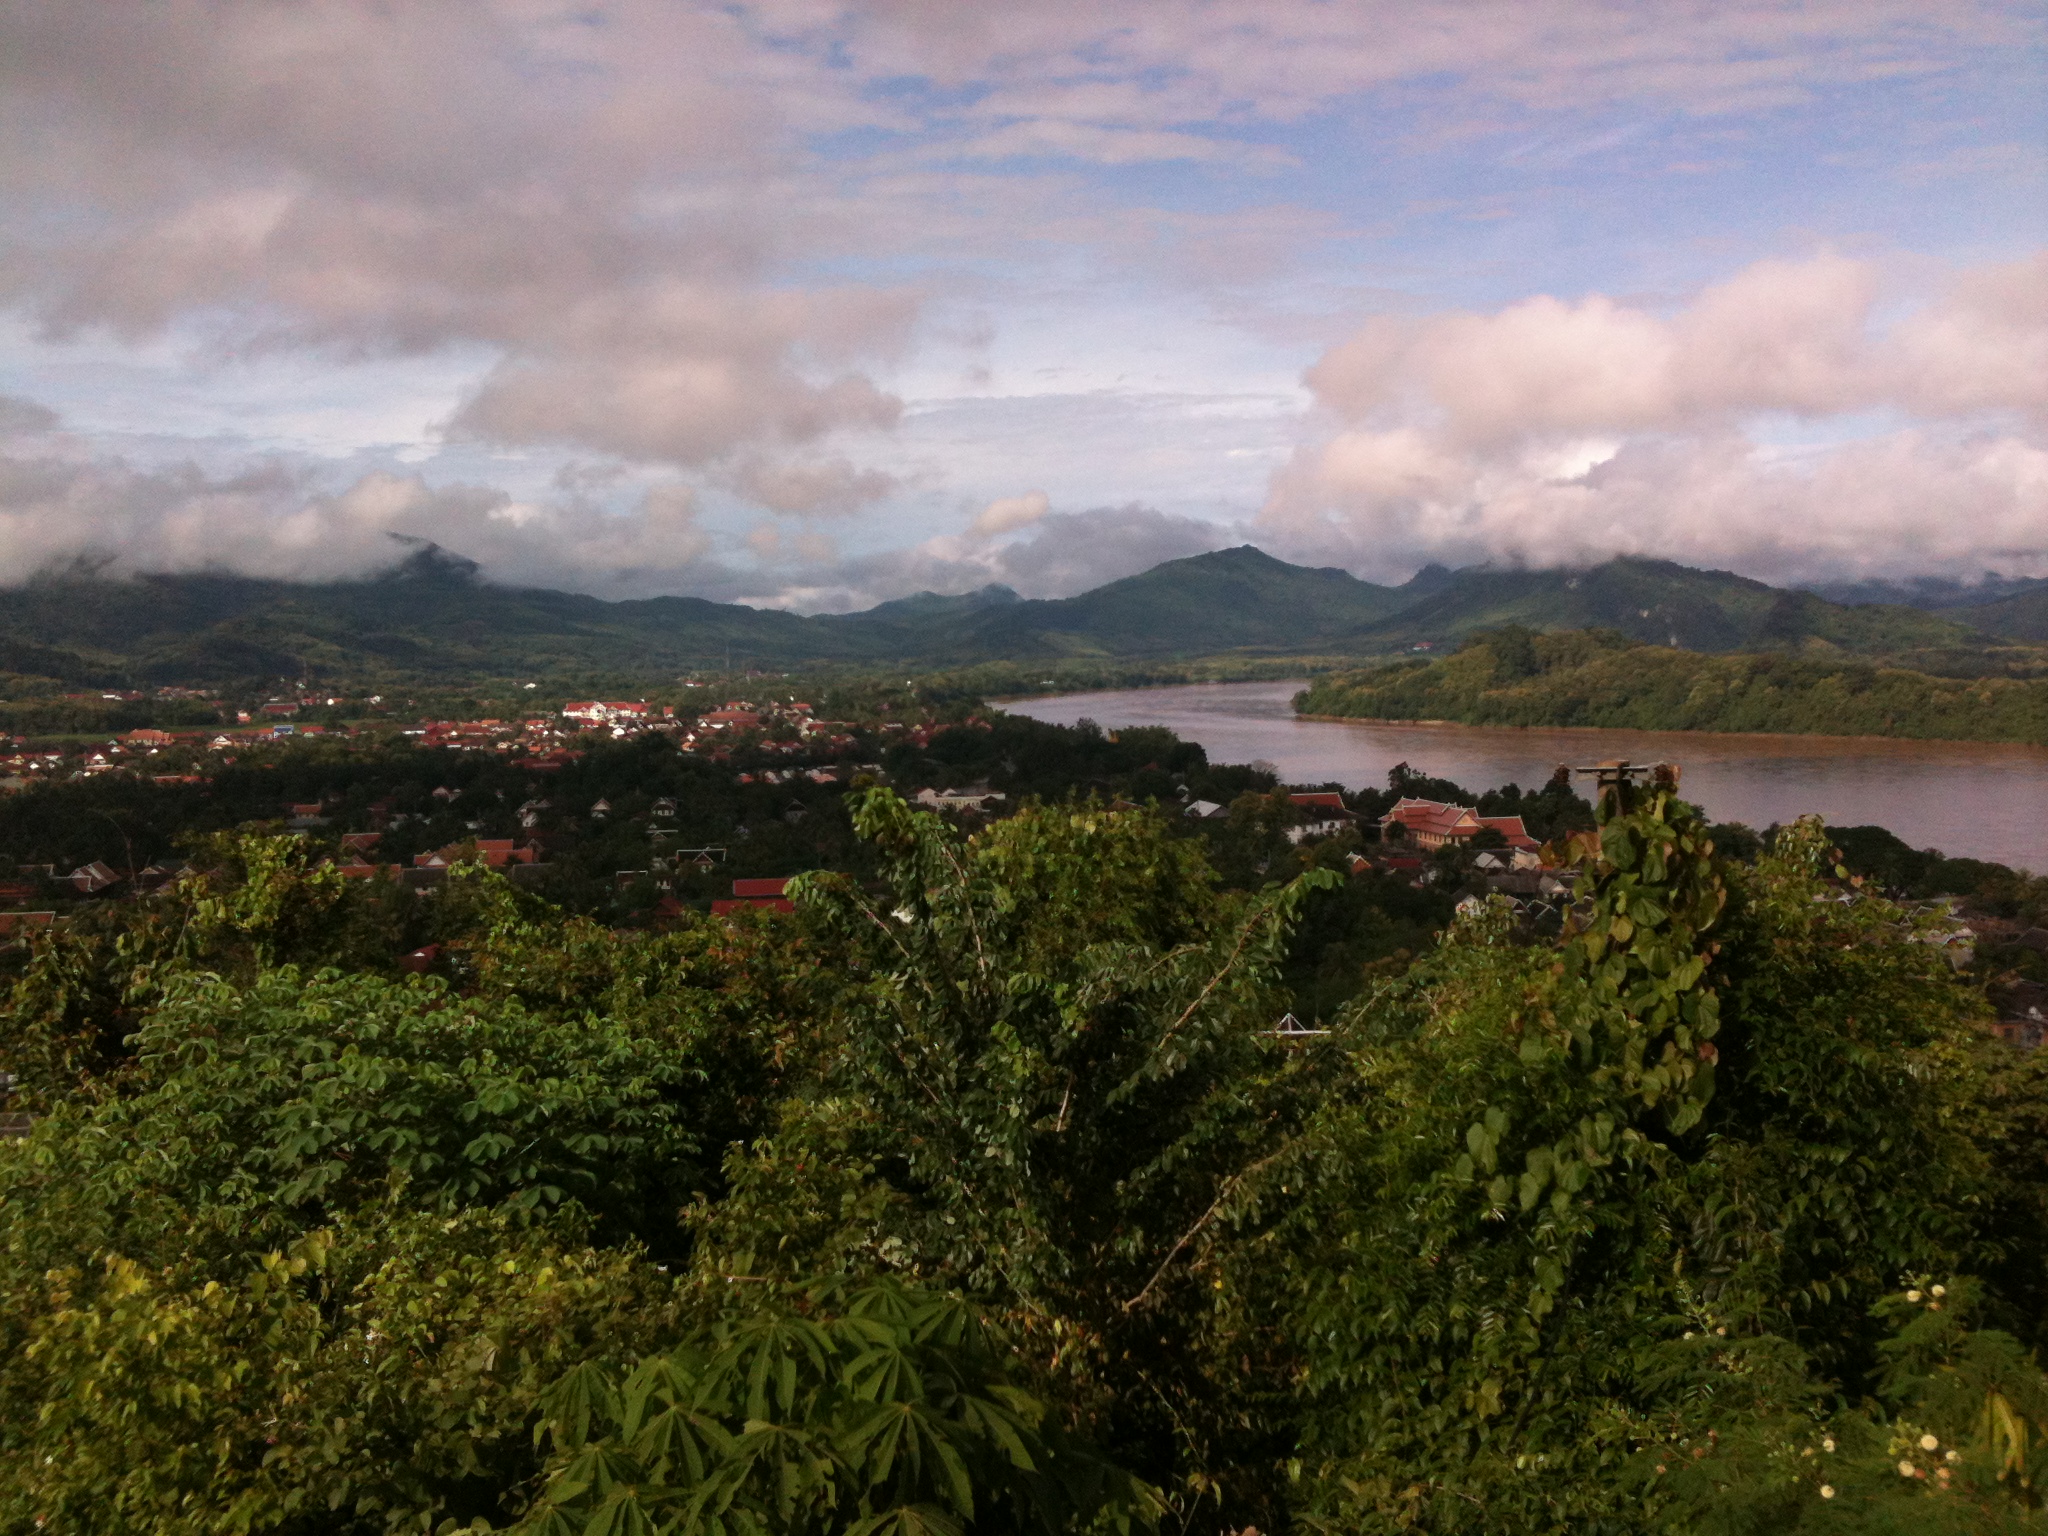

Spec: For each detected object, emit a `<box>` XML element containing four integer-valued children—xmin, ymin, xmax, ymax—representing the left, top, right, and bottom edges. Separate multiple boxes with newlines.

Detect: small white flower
<box><xmin>1820</xmin><ymin>1485</ymin><xmax>1835</xmax><ymax>1499</ymax></box>
<box><xmin>1899</xmin><ymin>1460</ymin><xmax>1917</xmax><ymax>1477</ymax></box>
<box><xmin>1906</xmin><ymin>1289</ymin><xmax>1923</xmax><ymax>1302</ymax></box>
<box><xmin>1715</xmin><ymin>1326</ymin><xmax>1727</xmax><ymax>1336</ymax></box>
<box><xmin>1919</xmin><ymin>1434</ymin><xmax>1939</xmax><ymax>1451</ymax></box>
<box><xmin>1822</xmin><ymin>1438</ymin><xmax>1836</xmax><ymax>1453</ymax></box>
<box><xmin>1946</xmin><ymin>1450</ymin><xmax>1961</xmax><ymax>1464</ymax></box>
<box><xmin>1930</xmin><ymin>1284</ymin><xmax>1946</xmax><ymax>1298</ymax></box>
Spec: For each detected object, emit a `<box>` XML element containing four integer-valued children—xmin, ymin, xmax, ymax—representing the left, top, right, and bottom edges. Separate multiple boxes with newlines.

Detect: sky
<box><xmin>0</xmin><ymin>0</ymin><xmax>2042</xmax><ymax>610</ymax></box>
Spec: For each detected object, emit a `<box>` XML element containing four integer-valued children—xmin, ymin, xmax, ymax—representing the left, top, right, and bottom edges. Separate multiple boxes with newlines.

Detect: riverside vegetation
<box><xmin>3</xmin><ymin>762</ymin><xmax>2048</xmax><ymax>1534</ymax></box>
<box><xmin>1297</xmin><ymin>627</ymin><xmax>2048</xmax><ymax>745</ymax></box>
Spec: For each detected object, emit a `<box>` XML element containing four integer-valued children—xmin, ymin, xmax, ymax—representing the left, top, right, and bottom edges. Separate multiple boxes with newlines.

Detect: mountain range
<box><xmin>3</xmin><ymin>543</ymin><xmax>2043</xmax><ymax>688</ymax></box>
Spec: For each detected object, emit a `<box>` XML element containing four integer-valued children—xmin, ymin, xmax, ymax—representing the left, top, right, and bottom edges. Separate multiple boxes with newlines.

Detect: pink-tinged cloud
<box><xmin>0</xmin><ymin>1</ymin><xmax>900</xmax><ymax>469</ymax></box>
<box><xmin>1265</xmin><ymin>252</ymin><xmax>2048</xmax><ymax>581</ymax></box>
<box><xmin>727</xmin><ymin>455</ymin><xmax>900</xmax><ymax>517</ymax></box>
<box><xmin>1303</xmin><ymin>253</ymin><xmax>2043</xmax><ymax>446</ymax></box>
<box><xmin>784</xmin><ymin>0</ymin><xmax>2031</xmax><ymax>123</ymax></box>
<box><xmin>445</xmin><ymin>283</ymin><xmax>913</xmax><ymax>465</ymax></box>
<box><xmin>969</xmin><ymin>491</ymin><xmax>1050</xmax><ymax>537</ymax></box>
<box><xmin>0</xmin><ymin>3</ymin><xmax>2036</xmax><ymax>597</ymax></box>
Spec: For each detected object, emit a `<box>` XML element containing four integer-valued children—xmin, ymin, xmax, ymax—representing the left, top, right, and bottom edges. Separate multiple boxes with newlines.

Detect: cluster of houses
<box><xmin>1176</xmin><ymin>790</ymin><xmax>1574</xmax><ymax>897</ymax></box>
<box><xmin>554</xmin><ymin>697</ymin><xmax>860</xmax><ymax>758</ymax></box>
<box><xmin>0</xmin><ymin>685</ymin><xmax>912</xmax><ymax>794</ymax></box>
<box><xmin>0</xmin><ymin>719</ymin><xmax>366</xmax><ymax>788</ymax></box>
<box><xmin>324</xmin><ymin>830</ymin><xmax>549</xmax><ymax>888</ymax></box>
<box><xmin>362</xmin><ymin>697</ymin><xmax>870</xmax><ymax>764</ymax></box>
<box><xmin>0</xmin><ymin>855</ymin><xmax>198</xmax><ymax>932</ymax></box>
<box><xmin>4</xmin><ymin>707</ymin><xmax>2043</xmax><ymax>1059</ymax></box>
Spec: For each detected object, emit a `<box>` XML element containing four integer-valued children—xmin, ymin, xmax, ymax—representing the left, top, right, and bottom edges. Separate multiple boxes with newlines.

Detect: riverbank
<box><xmin>1005</xmin><ymin>679</ymin><xmax>2048</xmax><ymax>870</ymax></box>
<box><xmin>1292</xmin><ymin>711</ymin><xmax>2033</xmax><ymax>748</ymax></box>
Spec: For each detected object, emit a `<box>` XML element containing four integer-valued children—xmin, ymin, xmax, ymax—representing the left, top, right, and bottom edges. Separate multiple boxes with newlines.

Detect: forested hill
<box><xmin>0</xmin><ymin>541</ymin><xmax>2033</xmax><ymax>689</ymax></box>
<box><xmin>0</xmin><ymin>544</ymin><xmax>1421</xmax><ymax>687</ymax></box>
<box><xmin>1298</xmin><ymin>627</ymin><xmax>2048</xmax><ymax>745</ymax></box>
<box><xmin>1948</xmin><ymin>583</ymin><xmax>2048</xmax><ymax>642</ymax></box>
<box><xmin>1341</xmin><ymin>557</ymin><xmax>1986</xmax><ymax>655</ymax></box>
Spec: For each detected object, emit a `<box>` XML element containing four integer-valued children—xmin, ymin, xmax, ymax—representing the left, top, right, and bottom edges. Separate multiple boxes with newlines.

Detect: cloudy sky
<box><xmin>0</xmin><ymin>1</ymin><xmax>2042</xmax><ymax>608</ymax></box>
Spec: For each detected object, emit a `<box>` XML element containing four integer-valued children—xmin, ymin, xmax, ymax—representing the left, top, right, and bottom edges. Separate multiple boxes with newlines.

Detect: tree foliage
<box><xmin>2</xmin><ymin>782</ymin><xmax>2046</xmax><ymax>1534</ymax></box>
<box><xmin>521</xmin><ymin>1276</ymin><xmax>1161</xmax><ymax>1536</ymax></box>
<box><xmin>1299</xmin><ymin>633</ymin><xmax>2048</xmax><ymax>744</ymax></box>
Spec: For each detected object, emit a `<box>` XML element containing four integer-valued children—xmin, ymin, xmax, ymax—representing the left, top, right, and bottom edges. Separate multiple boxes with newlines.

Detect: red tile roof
<box><xmin>1476</xmin><ymin>815</ymin><xmax>1540</xmax><ymax>851</ymax></box>
<box><xmin>1381</xmin><ymin>797</ymin><xmax>1480</xmax><ymax>841</ymax></box>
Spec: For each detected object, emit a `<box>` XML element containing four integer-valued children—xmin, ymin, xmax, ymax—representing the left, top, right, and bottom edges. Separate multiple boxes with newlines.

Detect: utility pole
<box><xmin>1573</xmin><ymin>759</ymin><xmax>1679</xmax><ymax>816</ymax></box>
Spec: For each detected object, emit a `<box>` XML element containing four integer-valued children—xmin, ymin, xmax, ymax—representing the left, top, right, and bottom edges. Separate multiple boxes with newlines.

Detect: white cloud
<box><xmin>0</xmin><ymin>453</ymin><xmax>717</xmax><ymax>592</ymax></box>
<box><xmin>444</xmin><ymin>283</ymin><xmax>915</xmax><ymax>466</ymax></box>
<box><xmin>1265</xmin><ymin>251</ymin><xmax>2048</xmax><ymax>582</ymax></box>
<box><xmin>0</xmin><ymin>2</ymin><xmax>2037</xmax><ymax>598</ymax></box>
<box><xmin>730</xmin><ymin>503</ymin><xmax>1234</xmax><ymax>612</ymax></box>
<box><xmin>0</xmin><ymin>2</ymin><xmax>904</xmax><ymax>473</ymax></box>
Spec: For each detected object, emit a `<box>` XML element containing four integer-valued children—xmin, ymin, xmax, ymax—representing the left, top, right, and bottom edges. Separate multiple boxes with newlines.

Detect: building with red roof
<box><xmin>1288</xmin><ymin>791</ymin><xmax>1348</xmax><ymax>812</ymax></box>
<box><xmin>712</xmin><ymin>875</ymin><xmax>797</xmax><ymax>914</ymax></box>
<box><xmin>413</xmin><ymin>839</ymin><xmax>540</xmax><ymax>870</ymax></box>
<box><xmin>1380</xmin><ymin>797</ymin><xmax>1540</xmax><ymax>854</ymax></box>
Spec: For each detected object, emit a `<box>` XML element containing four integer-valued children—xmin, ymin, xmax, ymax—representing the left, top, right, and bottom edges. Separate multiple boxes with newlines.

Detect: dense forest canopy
<box><xmin>1298</xmin><ymin>628</ymin><xmax>2048</xmax><ymax>745</ymax></box>
<box><xmin>4</xmin><ymin>754</ymin><xmax>2047</xmax><ymax>1534</ymax></box>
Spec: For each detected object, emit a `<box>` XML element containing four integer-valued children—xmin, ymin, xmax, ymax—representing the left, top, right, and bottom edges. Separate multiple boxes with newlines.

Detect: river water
<box><xmin>1002</xmin><ymin>680</ymin><xmax>2048</xmax><ymax>873</ymax></box>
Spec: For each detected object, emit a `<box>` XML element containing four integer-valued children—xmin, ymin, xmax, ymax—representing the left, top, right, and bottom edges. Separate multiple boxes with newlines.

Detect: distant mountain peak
<box><xmin>856</xmin><ymin>583</ymin><xmax>1023</xmax><ymax>621</ymax></box>
<box><xmin>379</xmin><ymin>537</ymin><xmax>481</xmax><ymax>587</ymax></box>
<box><xmin>1178</xmin><ymin>544</ymin><xmax>1288</xmax><ymax>570</ymax></box>
<box><xmin>0</xmin><ymin>542</ymin><xmax>2023</xmax><ymax>686</ymax></box>
<box><xmin>1801</xmin><ymin>572</ymin><xmax>2048</xmax><ymax>612</ymax></box>
<box><xmin>1155</xmin><ymin>544</ymin><xmax>1369</xmax><ymax>583</ymax></box>
<box><xmin>1401</xmin><ymin>563</ymin><xmax>1458</xmax><ymax>595</ymax></box>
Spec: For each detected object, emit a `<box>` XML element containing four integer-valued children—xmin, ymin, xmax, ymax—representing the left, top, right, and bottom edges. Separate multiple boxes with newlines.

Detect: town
<box><xmin>0</xmin><ymin>674</ymin><xmax>2041</xmax><ymax>1049</ymax></box>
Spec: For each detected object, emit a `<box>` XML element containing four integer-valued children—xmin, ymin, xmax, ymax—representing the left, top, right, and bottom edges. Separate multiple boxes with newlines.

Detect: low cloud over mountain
<box><xmin>0</xmin><ymin>4</ymin><xmax>2039</xmax><ymax>600</ymax></box>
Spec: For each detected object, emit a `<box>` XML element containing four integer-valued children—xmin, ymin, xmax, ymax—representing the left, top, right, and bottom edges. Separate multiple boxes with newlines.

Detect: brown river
<box><xmin>1002</xmin><ymin>680</ymin><xmax>2048</xmax><ymax>873</ymax></box>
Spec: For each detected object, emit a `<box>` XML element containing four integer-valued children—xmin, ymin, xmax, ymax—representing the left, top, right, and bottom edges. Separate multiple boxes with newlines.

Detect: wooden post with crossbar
<box><xmin>1572</xmin><ymin>759</ymin><xmax>1681</xmax><ymax>817</ymax></box>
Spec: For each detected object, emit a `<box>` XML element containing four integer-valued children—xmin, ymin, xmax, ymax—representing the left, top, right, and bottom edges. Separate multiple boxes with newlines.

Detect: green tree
<box><xmin>1242</xmin><ymin>777</ymin><xmax>2029</xmax><ymax>1533</ymax></box>
<box><xmin>4</xmin><ymin>1213</ymin><xmax>681</xmax><ymax>1535</ymax></box>
<box><xmin>693</xmin><ymin>790</ymin><xmax>1337</xmax><ymax>1528</ymax></box>
<box><xmin>520</xmin><ymin>1276</ymin><xmax>1159</xmax><ymax>1536</ymax></box>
